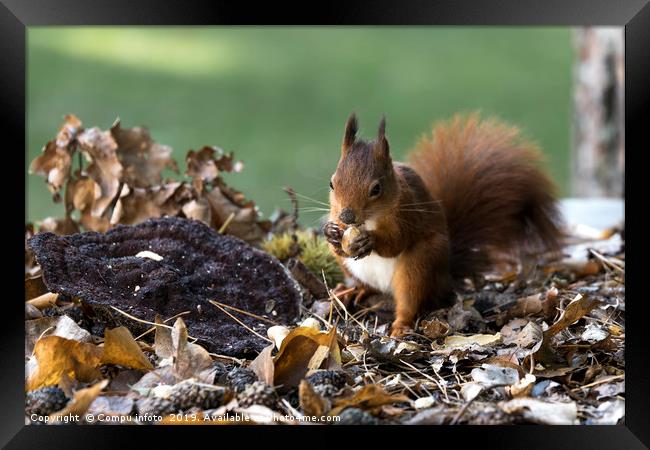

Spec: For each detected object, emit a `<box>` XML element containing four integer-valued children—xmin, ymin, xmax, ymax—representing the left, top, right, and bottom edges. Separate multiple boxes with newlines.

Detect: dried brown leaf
<box><xmin>25</xmin><ymin>276</ymin><xmax>46</xmax><ymax>301</ymax></box>
<box><xmin>532</xmin><ymin>294</ymin><xmax>601</xmax><ymax>366</ymax></box>
<box><xmin>481</xmin><ymin>356</ymin><xmax>526</xmax><ymax>378</ymax></box>
<box><xmin>443</xmin><ymin>333</ymin><xmax>502</xmax><ymax>349</ymax></box>
<box><xmin>101</xmin><ymin>326</ymin><xmax>154</xmax><ymax>371</ymax></box>
<box><xmin>80</xmin><ymin>214</ymin><xmax>112</xmax><ymax>233</ymax></box>
<box><xmin>29</xmin><ymin>141</ymin><xmax>73</xmax><ymax>200</ymax></box>
<box><xmin>330</xmin><ymin>384</ymin><xmax>409</xmax><ymax>416</ymax></box>
<box><xmin>159</xmin><ymin>182</ymin><xmax>194</xmax><ymax>215</ymax></box>
<box><xmin>542</xmin><ymin>287</ymin><xmax>560</xmax><ymax>318</ymax></box>
<box><xmin>154</xmin><ymin>315</ymin><xmax>174</xmax><ymax>363</ymax></box>
<box><xmin>66</xmin><ymin>176</ymin><xmax>100</xmax><ymax>213</ymax></box>
<box><xmin>470</xmin><ymin>363</ymin><xmax>519</xmax><ymax>388</ymax></box>
<box><xmin>26</xmin><ymin>291</ymin><xmax>59</xmax><ymax>310</ymax></box>
<box><xmin>273</xmin><ymin>326</ymin><xmax>340</xmax><ymax>389</ymax></box>
<box><xmin>25</xmin><ymin>315</ymin><xmax>91</xmax><ymax>356</ymax></box>
<box><xmin>186</xmin><ymin>146</ymin><xmax>220</xmax><ymax>183</ymax></box>
<box><xmin>55</xmin><ymin>114</ymin><xmax>83</xmax><ymax>148</ymax></box>
<box><xmin>586</xmin><ymin>399</ymin><xmax>625</xmax><ymax>425</ymax></box>
<box><xmin>77</xmin><ymin>127</ymin><xmax>122</xmax><ymax>215</ymax></box>
<box><xmin>501</xmin><ymin>319</ymin><xmax>543</xmax><ymax>349</ymax></box>
<box><xmin>131</xmin><ymin>366</ymin><xmax>177</xmax><ymax>391</ymax></box>
<box><xmin>509</xmin><ymin>373</ymin><xmax>536</xmax><ymax>397</ymax></box>
<box><xmin>49</xmin><ymin>379</ymin><xmax>109</xmax><ymax>421</ymax></box>
<box><xmin>27</xmin><ymin>336</ymin><xmax>103</xmax><ymax>390</ymax></box>
<box><xmin>507</xmin><ymin>293</ymin><xmax>542</xmax><ymax>318</ymax></box>
<box><xmin>249</xmin><ymin>344</ymin><xmax>275</xmax><ymax>385</ymax></box>
<box><xmin>154</xmin><ymin>181</ymin><xmax>184</xmax><ymax>206</ymax></box>
<box><xmin>110</xmin><ymin>181</ymin><xmax>201</xmax><ymax>227</ymax></box>
<box><xmin>545</xmin><ymin>294</ymin><xmax>600</xmax><ymax>338</ymax></box>
<box><xmin>445</xmin><ymin>301</ymin><xmax>485</xmax><ymax>332</ymax></box>
<box><xmin>420</xmin><ymin>318</ymin><xmax>451</xmax><ymax>339</ymax></box>
<box><xmin>171</xmin><ymin>318</ymin><xmax>214</xmax><ymax>382</ymax></box>
<box><xmin>368</xmin><ymin>338</ymin><xmax>427</xmax><ymax>363</ymax></box>
<box><xmin>185</xmin><ymin>146</ymin><xmax>239</xmax><ymax>183</ymax></box>
<box><xmin>88</xmin><ymin>395</ymin><xmax>135</xmax><ymax>417</ymax></box>
<box><xmin>111</xmin><ymin>185</ymin><xmax>162</xmax><ymax>225</ymax></box>
<box><xmin>64</xmin><ymin>175</ymin><xmax>113</xmax><ymax>232</ymax></box>
<box><xmin>299</xmin><ymin>380</ymin><xmax>330</xmax><ymax>416</ymax></box>
<box><xmin>39</xmin><ymin>216</ymin><xmax>80</xmax><ymax>236</ymax></box>
<box><xmin>29</xmin><ymin>115</ymin><xmax>82</xmax><ymax>200</ymax></box>
<box><xmin>499</xmin><ymin>397</ymin><xmax>578</xmax><ymax>425</ymax></box>
<box><xmin>203</xmin><ymin>186</ymin><xmax>266</xmax><ymax>244</ymax></box>
<box><xmin>182</xmin><ymin>198</ymin><xmax>211</xmax><ymax>225</ymax></box>
<box><xmin>111</xmin><ymin>120</ymin><xmax>178</xmax><ymax>188</ymax></box>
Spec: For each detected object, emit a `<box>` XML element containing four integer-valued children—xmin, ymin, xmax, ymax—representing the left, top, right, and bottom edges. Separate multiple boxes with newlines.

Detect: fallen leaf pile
<box><xmin>24</xmin><ymin>115</ymin><xmax>625</xmax><ymax>425</ymax></box>
<box><xmin>29</xmin><ymin>115</ymin><xmax>269</xmax><ymax>244</ymax></box>
<box><xmin>24</xmin><ymin>227</ymin><xmax>624</xmax><ymax>424</ymax></box>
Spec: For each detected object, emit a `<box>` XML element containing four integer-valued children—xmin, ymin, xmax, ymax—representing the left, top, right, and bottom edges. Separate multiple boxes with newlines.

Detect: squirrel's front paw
<box><xmin>323</xmin><ymin>221</ymin><xmax>344</xmax><ymax>250</ymax></box>
<box><xmin>347</xmin><ymin>229</ymin><xmax>374</xmax><ymax>260</ymax></box>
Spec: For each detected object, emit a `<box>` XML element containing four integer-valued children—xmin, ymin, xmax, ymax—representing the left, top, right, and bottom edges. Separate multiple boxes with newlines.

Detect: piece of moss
<box><xmin>263</xmin><ymin>230</ymin><xmax>343</xmax><ymax>288</ymax></box>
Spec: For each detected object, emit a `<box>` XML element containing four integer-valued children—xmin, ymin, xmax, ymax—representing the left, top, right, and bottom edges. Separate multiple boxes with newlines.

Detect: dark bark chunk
<box><xmin>28</xmin><ymin>217</ymin><xmax>302</xmax><ymax>356</ymax></box>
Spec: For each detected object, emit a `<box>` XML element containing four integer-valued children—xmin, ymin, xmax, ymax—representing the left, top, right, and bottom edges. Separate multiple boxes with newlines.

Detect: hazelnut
<box><xmin>341</xmin><ymin>226</ymin><xmax>361</xmax><ymax>256</ymax></box>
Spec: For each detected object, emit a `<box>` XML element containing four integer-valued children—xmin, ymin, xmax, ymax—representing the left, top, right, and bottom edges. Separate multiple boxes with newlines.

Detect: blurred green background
<box><xmin>27</xmin><ymin>27</ymin><xmax>574</xmax><ymax>226</ymax></box>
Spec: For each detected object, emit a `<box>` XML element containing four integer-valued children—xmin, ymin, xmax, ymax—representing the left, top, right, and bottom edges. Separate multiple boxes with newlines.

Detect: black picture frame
<box><xmin>2</xmin><ymin>0</ymin><xmax>647</xmax><ymax>447</ymax></box>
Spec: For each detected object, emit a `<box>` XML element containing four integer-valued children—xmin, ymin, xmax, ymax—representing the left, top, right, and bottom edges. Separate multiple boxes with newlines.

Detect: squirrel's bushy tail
<box><xmin>408</xmin><ymin>113</ymin><xmax>562</xmax><ymax>280</ymax></box>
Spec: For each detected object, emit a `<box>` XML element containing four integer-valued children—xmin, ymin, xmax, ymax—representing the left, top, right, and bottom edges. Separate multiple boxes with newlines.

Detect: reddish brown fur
<box><xmin>408</xmin><ymin>113</ymin><xmax>562</xmax><ymax>280</ymax></box>
<box><xmin>325</xmin><ymin>112</ymin><xmax>562</xmax><ymax>336</ymax></box>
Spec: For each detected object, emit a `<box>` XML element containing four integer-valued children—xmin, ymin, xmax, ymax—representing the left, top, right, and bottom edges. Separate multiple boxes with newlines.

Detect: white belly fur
<box><xmin>344</xmin><ymin>252</ymin><xmax>397</xmax><ymax>293</ymax></box>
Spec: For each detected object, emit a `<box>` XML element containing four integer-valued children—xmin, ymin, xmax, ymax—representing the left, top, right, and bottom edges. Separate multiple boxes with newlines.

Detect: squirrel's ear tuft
<box><xmin>376</xmin><ymin>115</ymin><xmax>390</xmax><ymax>159</ymax></box>
<box><xmin>378</xmin><ymin>115</ymin><xmax>386</xmax><ymax>139</ymax></box>
<box><xmin>342</xmin><ymin>112</ymin><xmax>358</xmax><ymax>152</ymax></box>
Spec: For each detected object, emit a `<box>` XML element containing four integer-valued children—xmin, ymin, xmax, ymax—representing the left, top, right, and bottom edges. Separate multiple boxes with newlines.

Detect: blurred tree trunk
<box><xmin>572</xmin><ymin>28</ymin><xmax>624</xmax><ymax>198</ymax></box>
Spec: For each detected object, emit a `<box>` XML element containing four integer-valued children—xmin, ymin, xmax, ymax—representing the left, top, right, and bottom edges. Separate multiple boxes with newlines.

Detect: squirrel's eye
<box><xmin>329</xmin><ymin>180</ymin><xmax>334</xmax><ymax>190</ymax></box>
<box><xmin>369</xmin><ymin>182</ymin><xmax>382</xmax><ymax>198</ymax></box>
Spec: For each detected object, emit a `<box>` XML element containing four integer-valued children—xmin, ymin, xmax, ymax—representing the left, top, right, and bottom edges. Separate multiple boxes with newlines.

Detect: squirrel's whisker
<box><xmin>400</xmin><ymin>200</ymin><xmax>442</xmax><ymax>206</ymax></box>
<box><xmin>397</xmin><ymin>209</ymin><xmax>442</xmax><ymax>214</ymax></box>
<box><xmin>291</xmin><ymin>191</ymin><xmax>330</xmax><ymax>207</ymax></box>
<box><xmin>299</xmin><ymin>206</ymin><xmax>330</xmax><ymax>211</ymax></box>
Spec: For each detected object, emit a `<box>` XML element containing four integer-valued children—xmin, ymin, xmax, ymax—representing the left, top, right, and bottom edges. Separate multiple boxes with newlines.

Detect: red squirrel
<box><xmin>324</xmin><ymin>112</ymin><xmax>562</xmax><ymax>337</ymax></box>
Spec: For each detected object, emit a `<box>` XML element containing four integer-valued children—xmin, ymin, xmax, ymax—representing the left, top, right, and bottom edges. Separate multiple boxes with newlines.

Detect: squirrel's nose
<box><xmin>339</xmin><ymin>208</ymin><xmax>356</xmax><ymax>225</ymax></box>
